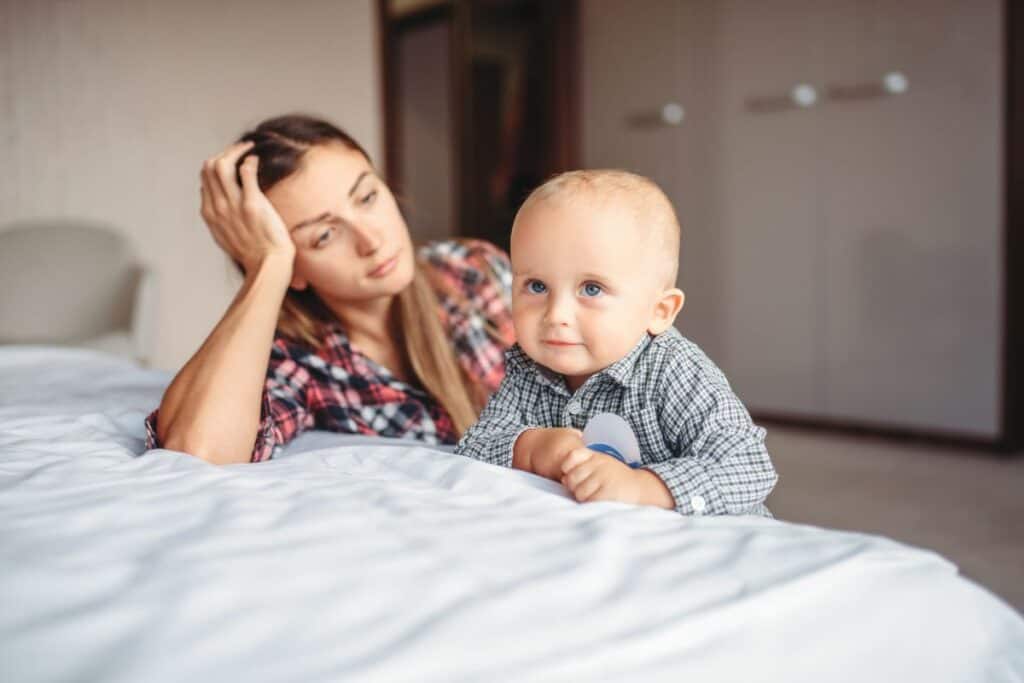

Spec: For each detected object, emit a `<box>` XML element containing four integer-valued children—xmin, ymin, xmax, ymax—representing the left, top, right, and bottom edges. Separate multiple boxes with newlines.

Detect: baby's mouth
<box><xmin>541</xmin><ymin>339</ymin><xmax>582</xmax><ymax>347</ymax></box>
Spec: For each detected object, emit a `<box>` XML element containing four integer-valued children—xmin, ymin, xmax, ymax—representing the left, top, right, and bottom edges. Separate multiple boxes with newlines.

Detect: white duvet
<box><xmin>1</xmin><ymin>346</ymin><xmax>1022</xmax><ymax>682</ymax></box>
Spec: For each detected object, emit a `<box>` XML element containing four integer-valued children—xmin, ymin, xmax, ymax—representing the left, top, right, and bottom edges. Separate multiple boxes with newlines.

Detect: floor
<box><xmin>763</xmin><ymin>425</ymin><xmax>1024</xmax><ymax>614</ymax></box>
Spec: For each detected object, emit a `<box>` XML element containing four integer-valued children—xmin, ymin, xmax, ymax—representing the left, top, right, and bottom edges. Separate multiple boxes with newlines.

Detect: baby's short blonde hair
<box><xmin>516</xmin><ymin>169</ymin><xmax>681</xmax><ymax>287</ymax></box>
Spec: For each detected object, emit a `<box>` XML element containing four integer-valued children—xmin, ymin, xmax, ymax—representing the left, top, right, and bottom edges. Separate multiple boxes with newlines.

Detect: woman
<box><xmin>148</xmin><ymin>115</ymin><xmax>515</xmax><ymax>464</ymax></box>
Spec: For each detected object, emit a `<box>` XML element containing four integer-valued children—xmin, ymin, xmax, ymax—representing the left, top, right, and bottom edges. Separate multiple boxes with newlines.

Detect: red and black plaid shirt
<box><xmin>146</xmin><ymin>240</ymin><xmax>515</xmax><ymax>461</ymax></box>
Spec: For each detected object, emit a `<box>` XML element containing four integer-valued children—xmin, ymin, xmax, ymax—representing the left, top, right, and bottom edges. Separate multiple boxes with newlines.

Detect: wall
<box><xmin>0</xmin><ymin>0</ymin><xmax>382</xmax><ymax>371</ymax></box>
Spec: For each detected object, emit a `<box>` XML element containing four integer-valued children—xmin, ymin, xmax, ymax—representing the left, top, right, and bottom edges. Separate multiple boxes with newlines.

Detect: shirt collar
<box><xmin>505</xmin><ymin>344</ymin><xmax>569</xmax><ymax>394</ymax></box>
<box><xmin>599</xmin><ymin>333</ymin><xmax>652</xmax><ymax>387</ymax></box>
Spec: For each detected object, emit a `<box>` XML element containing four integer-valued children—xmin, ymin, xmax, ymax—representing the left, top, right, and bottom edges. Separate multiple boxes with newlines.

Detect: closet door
<box><xmin>818</xmin><ymin>0</ymin><xmax>1004</xmax><ymax>435</ymax></box>
<box><xmin>583</xmin><ymin>0</ymin><xmax>827</xmax><ymax>416</ymax></box>
<box><xmin>710</xmin><ymin>0</ymin><xmax>827</xmax><ymax>415</ymax></box>
<box><xmin>582</xmin><ymin>0</ymin><xmax>1006</xmax><ymax>436</ymax></box>
<box><xmin>582</xmin><ymin>0</ymin><xmax>723</xmax><ymax>356</ymax></box>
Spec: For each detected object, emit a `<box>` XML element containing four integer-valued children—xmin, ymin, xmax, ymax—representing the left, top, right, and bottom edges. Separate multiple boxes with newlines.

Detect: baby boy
<box><xmin>455</xmin><ymin>170</ymin><xmax>777</xmax><ymax>516</ymax></box>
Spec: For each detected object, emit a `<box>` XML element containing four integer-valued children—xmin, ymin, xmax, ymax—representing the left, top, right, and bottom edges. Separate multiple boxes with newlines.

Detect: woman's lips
<box><xmin>368</xmin><ymin>255</ymin><xmax>398</xmax><ymax>278</ymax></box>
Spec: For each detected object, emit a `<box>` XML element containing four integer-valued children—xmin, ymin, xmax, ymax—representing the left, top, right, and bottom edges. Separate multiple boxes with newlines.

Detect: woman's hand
<box><xmin>200</xmin><ymin>141</ymin><xmax>295</xmax><ymax>274</ymax></box>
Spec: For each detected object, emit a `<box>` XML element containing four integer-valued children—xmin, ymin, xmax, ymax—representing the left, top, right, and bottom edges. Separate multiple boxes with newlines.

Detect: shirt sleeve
<box><xmin>454</xmin><ymin>370</ymin><xmax>532</xmax><ymax>468</ymax></box>
<box><xmin>642</xmin><ymin>353</ymin><xmax>778</xmax><ymax>516</ymax></box>
<box><xmin>424</xmin><ymin>239</ymin><xmax>515</xmax><ymax>343</ymax></box>
<box><xmin>466</xmin><ymin>239</ymin><xmax>514</xmax><ymax>309</ymax></box>
<box><xmin>143</xmin><ymin>340</ymin><xmax>315</xmax><ymax>462</ymax></box>
<box><xmin>249</xmin><ymin>354</ymin><xmax>315</xmax><ymax>461</ymax></box>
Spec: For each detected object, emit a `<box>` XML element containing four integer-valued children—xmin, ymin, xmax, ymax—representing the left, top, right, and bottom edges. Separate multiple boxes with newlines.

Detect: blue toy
<box><xmin>583</xmin><ymin>413</ymin><xmax>642</xmax><ymax>468</ymax></box>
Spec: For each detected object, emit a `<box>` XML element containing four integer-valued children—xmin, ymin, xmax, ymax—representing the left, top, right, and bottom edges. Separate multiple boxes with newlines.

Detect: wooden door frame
<box><xmin>377</xmin><ymin>0</ymin><xmax>580</xmax><ymax>240</ymax></box>
<box><xmin>1003</xmin><ymin>0</ymin><xmax>1023</xmax><ymax>452</ymax></box>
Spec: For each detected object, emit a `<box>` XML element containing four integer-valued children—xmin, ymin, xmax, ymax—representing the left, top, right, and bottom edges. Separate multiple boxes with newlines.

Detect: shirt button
<box><xmin>566</xmin><ymin>401</ymin><xmax>583</xmax><ymax>415</ymax></box>
<box><xmin>691</xmin><ymin>495</ymin><xmax>707</xmax><ymax>515</ymax></box>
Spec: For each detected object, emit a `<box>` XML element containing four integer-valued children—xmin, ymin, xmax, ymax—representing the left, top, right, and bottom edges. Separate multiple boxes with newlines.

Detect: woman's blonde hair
<box><xmin>234</xmin><ymin>115</ymin><xmax>493</xmax><ymax>436</ymax></box>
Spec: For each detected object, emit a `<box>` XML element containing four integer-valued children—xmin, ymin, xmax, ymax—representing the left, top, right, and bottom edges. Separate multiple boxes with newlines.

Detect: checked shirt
<box><xmin>145</xmin><ymin>240</ymin><xmax>515</xmax><ymax>461</ymax></box>
<box><xmin>455</xmin><ymin>328</ymin><xmax>778</xmax><ymax>516</ymax></box>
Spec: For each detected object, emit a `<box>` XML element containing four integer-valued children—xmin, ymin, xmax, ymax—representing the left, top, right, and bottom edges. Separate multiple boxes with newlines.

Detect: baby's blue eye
<box><xmin>527</xmin><ymin>280</ymin><xmax>548</xmax><ymax>294</ymax></box>
<box><xmin>581</xmin><ymin>282</ymin><xmax>603</xmax><ymax>297</ymax></box>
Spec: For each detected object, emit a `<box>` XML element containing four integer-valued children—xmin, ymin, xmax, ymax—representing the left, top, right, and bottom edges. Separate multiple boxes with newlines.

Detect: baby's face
<box><xmin>511</xmin><ymin>199</ymin><xmax>667</xmax><ymax>391</ymax></box>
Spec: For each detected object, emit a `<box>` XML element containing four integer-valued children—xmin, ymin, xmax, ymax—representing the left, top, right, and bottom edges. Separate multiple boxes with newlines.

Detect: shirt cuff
<box><xmin>251</xmin><ymin>394</ymin><xmax>282</xmax><ymax>462</ymax></box>
<box><xmin>642</xmin><ymin>458</ymin><xmax>726</xmax><ymax>516</ymax></box>
<box><xmin>144</xmin><ymin>409</ymin><xmax>160</xmax><ymax>450</ymax></box>
<box><xmin>456</xmin><ymin>425</ymin><xmax>533</xmax><ymax>469</ymax></box>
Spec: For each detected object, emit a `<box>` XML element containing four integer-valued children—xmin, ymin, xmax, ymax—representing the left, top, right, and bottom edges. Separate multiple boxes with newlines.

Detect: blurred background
<box><xmin>1</xmin><ymin>0</ymin><xmax>1021</xmax><ymax>607</ymax></box>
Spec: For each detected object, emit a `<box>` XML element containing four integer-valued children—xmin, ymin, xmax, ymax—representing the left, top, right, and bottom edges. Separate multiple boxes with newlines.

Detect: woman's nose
<box><xmin>350</xmin><ymin>223</ymin><xmax>382</xmax><ymax>257</ymax></box>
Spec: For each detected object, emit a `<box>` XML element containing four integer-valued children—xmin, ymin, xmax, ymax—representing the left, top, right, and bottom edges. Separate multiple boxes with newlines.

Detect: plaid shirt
<box><xmin>146</xmin><ymin>240</ymin><xmax>515</xmax><ymax>461</ymax></box>
<box><xmin>455</xmin><ymin>328</ymin><xmax>778</xmax><ymax>516</ymax></box>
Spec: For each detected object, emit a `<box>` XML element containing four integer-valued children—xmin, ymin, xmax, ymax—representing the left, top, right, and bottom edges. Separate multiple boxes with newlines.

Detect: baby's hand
<box><xmin>513</xmin><ymin>427</ymin><xmax>585</xmax><ymax>481</ymax></box>
<box><xmin>560</xmin><ymin>449</ymin><xmax>675</xmax><ymax>509</ymax></box>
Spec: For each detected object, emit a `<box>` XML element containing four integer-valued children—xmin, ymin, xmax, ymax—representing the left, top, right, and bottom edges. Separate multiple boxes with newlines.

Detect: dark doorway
<box><xmin>380</xmin><ymin>0</ymin><xmax>579</xmax><ymax>252</ymax></box>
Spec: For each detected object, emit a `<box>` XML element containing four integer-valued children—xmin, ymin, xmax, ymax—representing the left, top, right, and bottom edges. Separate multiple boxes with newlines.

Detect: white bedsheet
<box><xmin>1</xmin><ymin>346</ymin><xmax>1023</xmax><ymax>682</ymax></box>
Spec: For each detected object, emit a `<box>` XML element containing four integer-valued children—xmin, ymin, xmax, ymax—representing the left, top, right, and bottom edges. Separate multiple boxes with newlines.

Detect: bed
<box><xmin>2</xmin><ymin>346</ymin><xmax>1023</xmax><ymax>682</ymax></box>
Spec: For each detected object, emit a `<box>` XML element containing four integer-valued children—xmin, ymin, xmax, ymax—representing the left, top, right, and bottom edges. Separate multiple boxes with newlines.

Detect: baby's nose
<box><xmin>544</xmin><ymin>294</ymin><xmax>574</xmax><ymax>325</ymax></box>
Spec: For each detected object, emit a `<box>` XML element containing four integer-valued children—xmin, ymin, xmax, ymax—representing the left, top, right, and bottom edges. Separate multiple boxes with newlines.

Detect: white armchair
<box><xmin>0</xmin><ymin>221</ymin><xmax>157</xmax><ymax>365</ymax></box>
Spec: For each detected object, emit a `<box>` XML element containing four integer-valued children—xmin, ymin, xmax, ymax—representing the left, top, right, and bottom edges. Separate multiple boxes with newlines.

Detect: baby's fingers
<box><xmin>561</xmin><ymin>447</ymin><xmax>593</xmax><ymax>475</ymax></box>
<box><xmin>574</xmin><ymin>475</ymin><xmax>604</xmax><ymax>502</ymax></box>
<box><xmin>562</xmin><ymin>458</ymin><xmax>596</xmax><ymax>491</ymax></box>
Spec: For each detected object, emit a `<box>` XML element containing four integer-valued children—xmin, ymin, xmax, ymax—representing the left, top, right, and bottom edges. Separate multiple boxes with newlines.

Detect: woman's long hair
<box><xmin>233</xmin><ymin>114</ymin><xmax>492</xmax><ymax>436</ymax></box>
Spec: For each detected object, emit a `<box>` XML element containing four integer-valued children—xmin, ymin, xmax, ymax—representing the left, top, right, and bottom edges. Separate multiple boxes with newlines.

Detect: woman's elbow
<box><xmin>162</xmin><ymin>431</ymin><xmax>252</xmax><ymax>465</ymax></box>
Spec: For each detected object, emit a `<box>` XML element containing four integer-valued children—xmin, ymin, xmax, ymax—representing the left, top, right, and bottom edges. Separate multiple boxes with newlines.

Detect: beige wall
<box><xmin>0</xmin><ymin>0</ymin><xmax>382</xmax><ymax>371</ymax></box>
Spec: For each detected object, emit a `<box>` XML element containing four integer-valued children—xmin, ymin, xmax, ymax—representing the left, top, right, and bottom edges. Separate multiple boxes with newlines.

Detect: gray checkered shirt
<box><xmin>455</xmin><ymin>328</ymin><xmax>777</xmax><ymax>516</ymax></box>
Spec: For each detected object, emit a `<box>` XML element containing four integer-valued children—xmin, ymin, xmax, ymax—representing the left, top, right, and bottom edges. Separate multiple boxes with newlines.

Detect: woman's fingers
<box><xmin>238</xmin><ymin>155</ymin><xmax>293</xmax><ymax>251</ymax></box>
<box><xmin>199</xmin><ymin>180</ymin><xmax>214</xmax><ymax>226</ymax></box>
<box><xmin>239</xmin><ymin>155</ymin><xmax>262</xmax><ymax>206</ymax></box>
<box><xmin>197</xmin><ymin>140</ymin><xmax>294</xmax><ymax>272</ymax></box>
<box><xmin>200</xmin><ymin>142</ymin><xmax>252</xmax><ymax>221</ymax></box>
<box><xmin>212</xmin><ymin>141</ymin><xmax>253</xmax><ymax>205</ymax></box>
<box><xmin>202</xmin><ymin>141</ymin><xmax>253</xmax><ymax>208</ymax></box>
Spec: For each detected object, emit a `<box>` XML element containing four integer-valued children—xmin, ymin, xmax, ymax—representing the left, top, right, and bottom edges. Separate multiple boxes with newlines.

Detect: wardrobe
<box><xmin>582</xmin><ymin>0</ymin><xmax>1019</xmax><ymax>445</ymax></box>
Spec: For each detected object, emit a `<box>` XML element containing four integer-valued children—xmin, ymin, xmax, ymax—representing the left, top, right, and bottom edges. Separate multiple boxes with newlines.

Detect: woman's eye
<box><xmin>314</xmin><ymin>227</ymin><xmax>332</xmax><ymax>247</ymax></box>
<box><xmin>526</xmin><ymin>280</ymin><xmax>547</xmax><ymax>294</ymax></box>
<box><xmin>360</xmin><ymin>189</ymin><xmax>378</xmax><ymax>206</ymax></box>
<box><xmin>580</xmin><ymin>282</ymin><xmax>603</xmax><ymax>297</ymax></box>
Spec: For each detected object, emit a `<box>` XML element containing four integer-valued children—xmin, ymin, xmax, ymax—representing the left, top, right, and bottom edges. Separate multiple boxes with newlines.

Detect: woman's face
<box><xmin>264</xmin><ymin>142</ymin><xmax>415</xmax><ymax>305</ymax></box>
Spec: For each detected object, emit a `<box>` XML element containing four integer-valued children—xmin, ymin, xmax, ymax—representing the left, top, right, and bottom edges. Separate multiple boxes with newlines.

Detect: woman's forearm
<box><xmin>157</xmin><ymin>254</ymin><xmax>293</xmax><ymax>464</ymax></box>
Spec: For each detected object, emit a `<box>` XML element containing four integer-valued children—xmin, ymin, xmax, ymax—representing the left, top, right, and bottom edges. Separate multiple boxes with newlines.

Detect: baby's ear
<box><xmin>648</xmin><ymin>288</ymin><xmax>685</xmax><ymax>335</ymax></box>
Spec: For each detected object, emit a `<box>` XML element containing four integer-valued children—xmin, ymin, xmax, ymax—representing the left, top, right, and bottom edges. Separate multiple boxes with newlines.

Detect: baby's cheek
<box><xmin>586</xmin><ymin>310</ymin><xmax>639</xmax><ymax>362</ymax></box>
<box><xmin>511</xmin><ymin>306</ymin><xmax>536</xmax><ymax>336</ymax></box>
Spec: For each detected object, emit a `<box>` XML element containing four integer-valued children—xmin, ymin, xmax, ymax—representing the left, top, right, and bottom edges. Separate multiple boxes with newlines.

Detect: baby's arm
<box><xmin>455</xmin><ymin>375</ymin><xmax>583</xmax><ymax>479</ymax></box>
<box><xmin>644</xmin><ymin>352</ymin><xmax>778</xmax><ymax>516</ymax></box>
